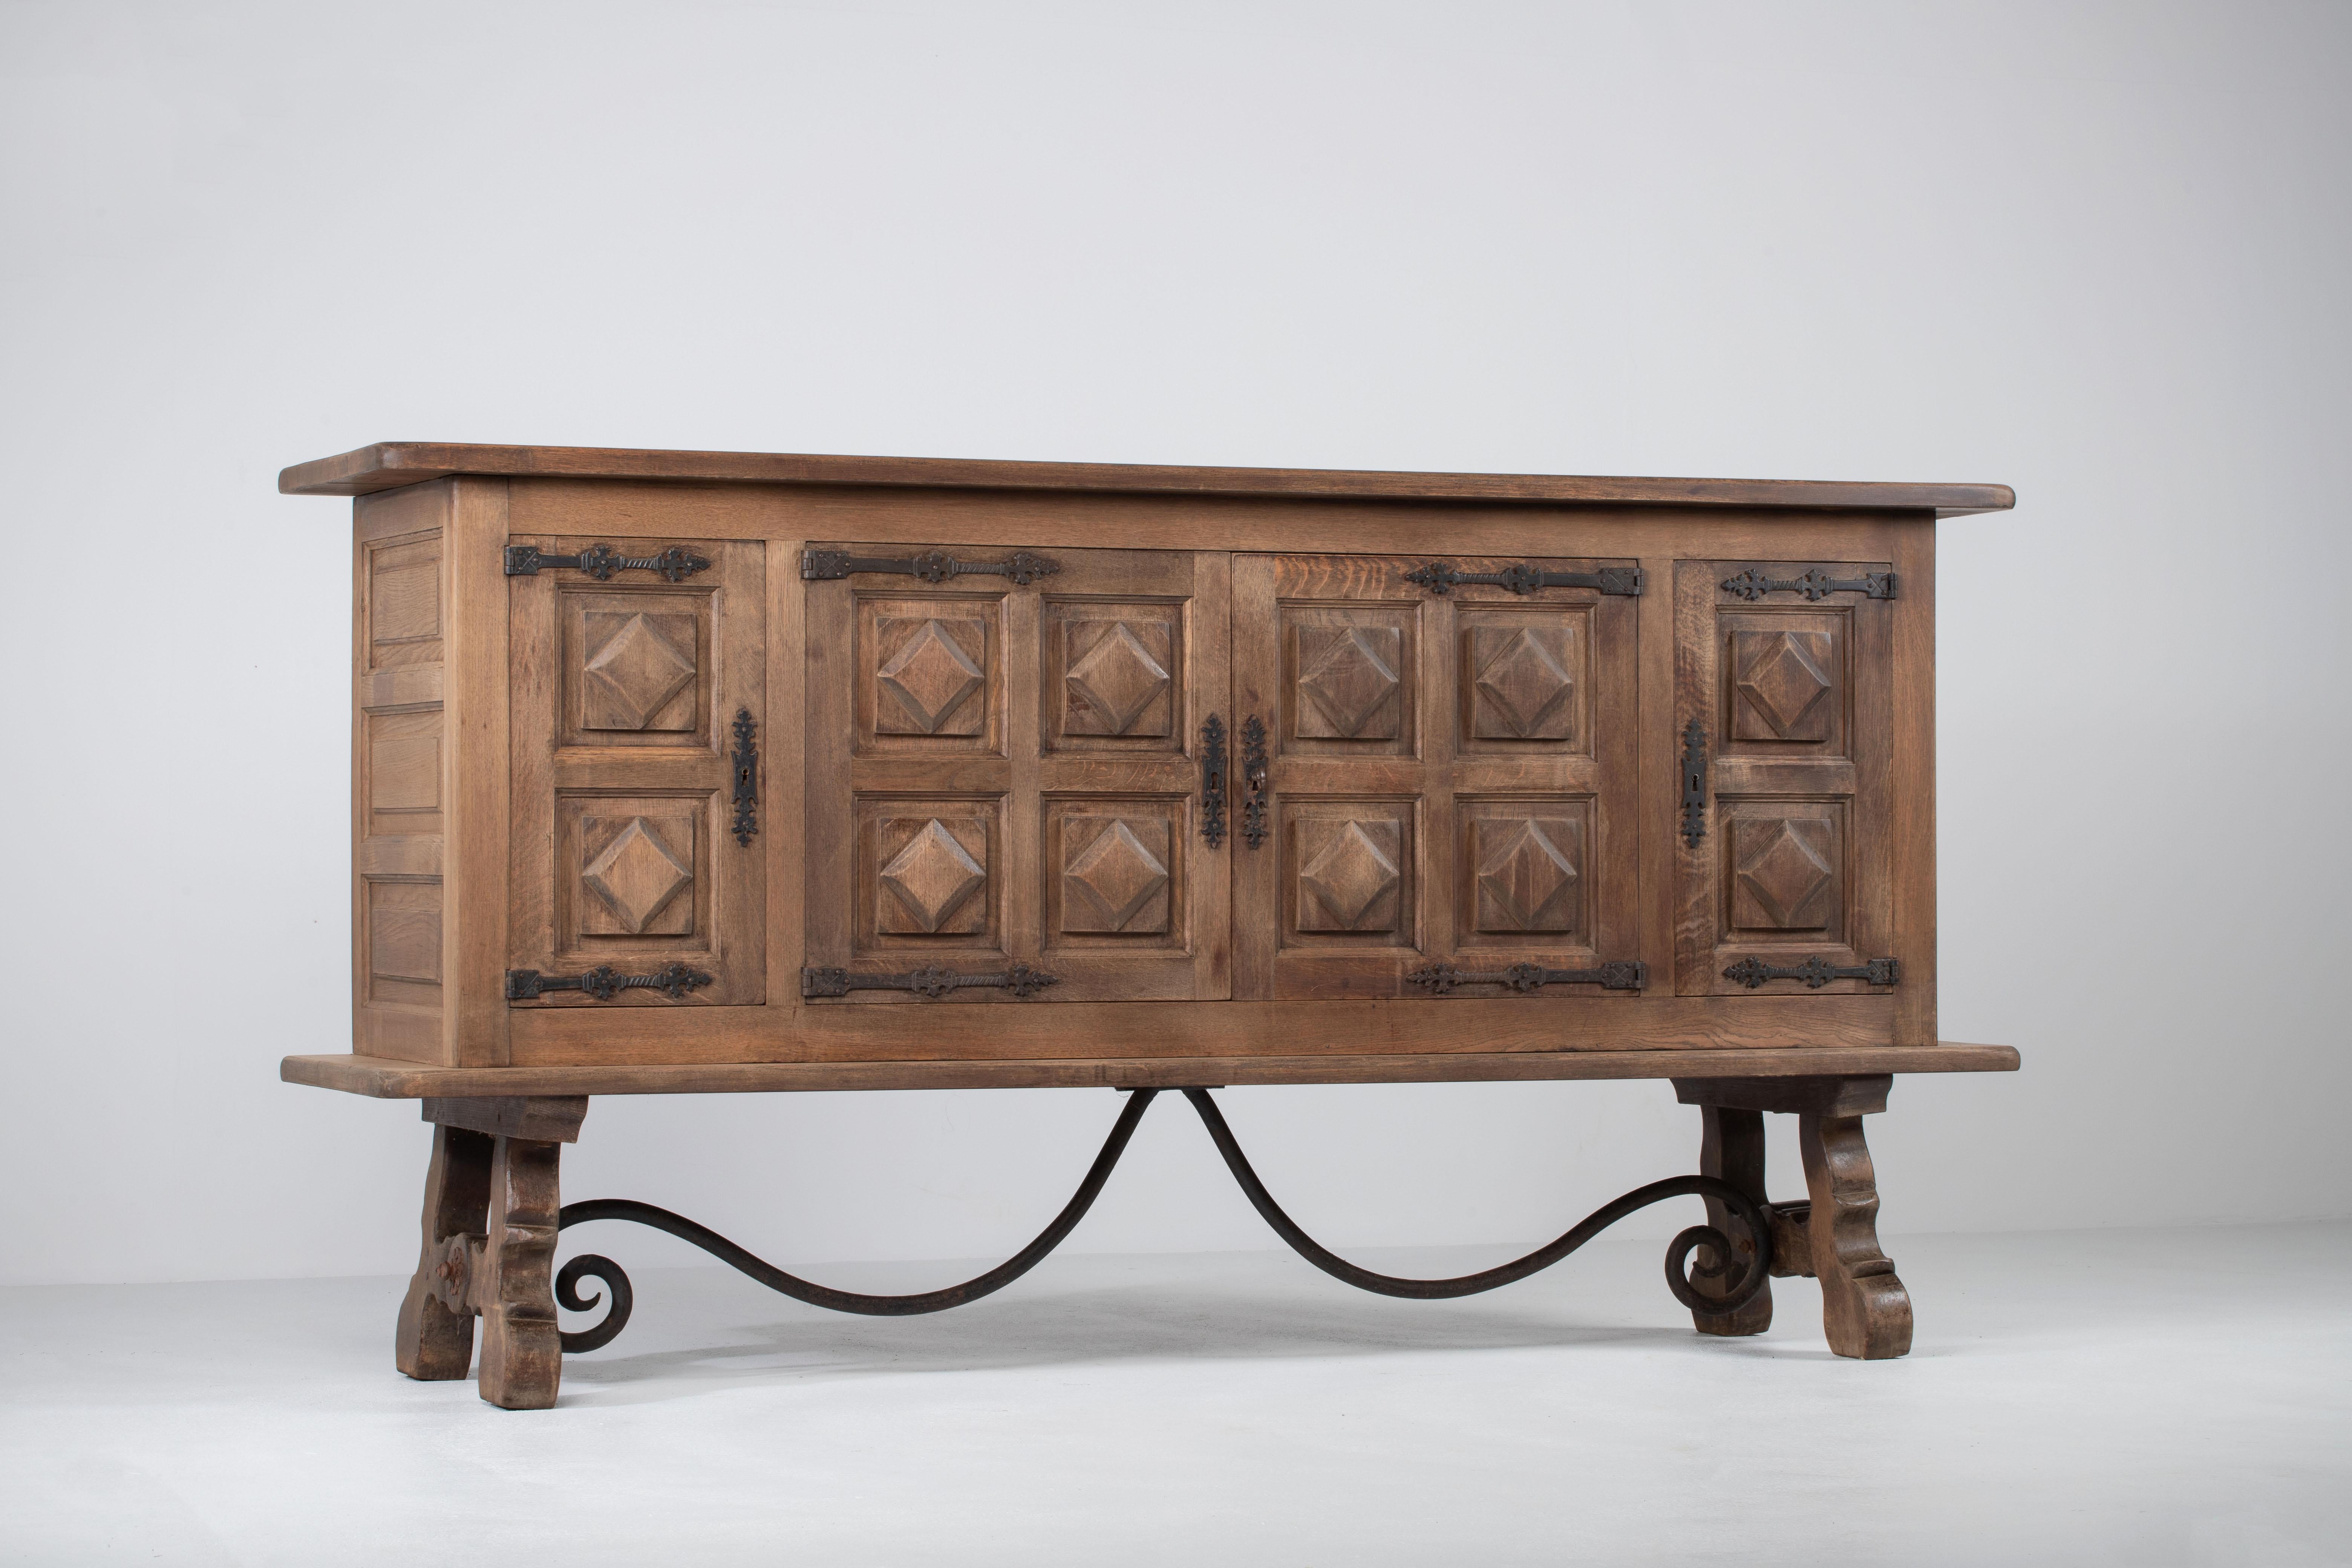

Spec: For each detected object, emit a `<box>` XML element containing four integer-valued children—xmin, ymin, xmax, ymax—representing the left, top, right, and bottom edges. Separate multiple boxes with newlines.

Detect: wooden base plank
<box><xmin>283</xmin><ymin>1043</ymin><xmax>2020</xmax><ymax>1099</ymax></box>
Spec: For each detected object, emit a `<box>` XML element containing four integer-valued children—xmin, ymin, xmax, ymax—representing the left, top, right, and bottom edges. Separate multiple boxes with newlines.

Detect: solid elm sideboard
<box><xmin>277</xmin><ymin>441</ymin><xmax>2020</xmax><ymax>1409</ymax></box>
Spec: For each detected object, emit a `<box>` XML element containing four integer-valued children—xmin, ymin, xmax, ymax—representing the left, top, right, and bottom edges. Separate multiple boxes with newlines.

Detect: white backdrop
<box><xmin>3</xmin><ymin>1</ymin><xmax>2344</xmax><ymax>1287</ymax></box>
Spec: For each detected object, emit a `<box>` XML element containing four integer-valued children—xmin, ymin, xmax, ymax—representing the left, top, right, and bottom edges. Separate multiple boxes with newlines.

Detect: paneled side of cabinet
<box><xmin>801</xmin><ymin>543</ymin><xmax>1230</xmax><ymax>1004</ymax></box>
<box><xmin>507</xmin><ymin>537</ymin><xmax>766</xmax><ymax>1006</ymax></box>
<box><xmin>1674</xmin><ymin>559</ymin><xmax>1897</xmax><ymax>997</ymax></box>
<box><xmin>1231</xmin><ymin>553</ymin><xmax>1641</xmax><ymax>1002</ymax></box>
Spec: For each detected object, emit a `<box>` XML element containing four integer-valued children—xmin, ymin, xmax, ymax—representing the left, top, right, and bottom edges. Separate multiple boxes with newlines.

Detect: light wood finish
<box><xmin>421</xmin><ymin>1095</ymin><xmax>589</xmax><ymax>1143</ymax></box>
<box><xmin>1689</xmin><ymin>1105</ymin><xmax>1773</xmax><ymax>1336</ymax></box>
<box><xmin>283</xmin><ymin>441</ymin><xmax>2016</xmax><ymax>517</ymax></box>
<box><xmin>394</xmin><ymin>1123</ymin><xmax>490</xmax><ymax>1381</ymax></box>
<box><xmin>286</xmin><ymin>1043</ymin><xmax>2017</xmax><ymax>1098</ymax></box>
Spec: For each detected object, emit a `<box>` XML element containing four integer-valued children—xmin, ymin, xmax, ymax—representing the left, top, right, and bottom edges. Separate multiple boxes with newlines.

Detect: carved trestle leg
<box><xmin>1672</xmin><ymin>1074</ymin><xmax>1910</xmax><ymax>1360</ymax></box>
<box><xmin>1689</xmin><ymin>1106</ymin><xmax>1772</xmax><ymax>1335</ymax></box>
<box><xmin>1798</xmin><ymin>1104</ymin><xmax>1913</xmax><ymax>1360</ymax></box>
<box><xmin>393</xmin><ymin>1097</ymin><xmax>589</xmax><ymax>1409</ymax></box>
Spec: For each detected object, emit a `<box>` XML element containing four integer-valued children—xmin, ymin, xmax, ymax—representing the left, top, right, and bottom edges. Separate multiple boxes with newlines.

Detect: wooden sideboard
<box><xmin>279</xmin><ymin>441</ymin><xmax>2019</xmax><ymax>1407</ymax></box>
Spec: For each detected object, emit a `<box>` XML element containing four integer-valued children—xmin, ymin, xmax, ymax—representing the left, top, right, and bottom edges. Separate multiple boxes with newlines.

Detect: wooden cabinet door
<box><xmin>1674</xmin><ymin>559</ymin><xmax>1897</xmax><ymax>996</ymax></box>
<box><xmin>1231</xmin><ymin>553</ymin><xmax>1640</xmax><ymax>1001</ymax></box>
<box><xmin>507</xmin><ymin>536</ymin><xmax>767</xmax><ymax>1006</ymax></box>
<box><xmin>801</xmin><ymin>544</ymin><xmax>1230</xmax><ymax>1004</ymax></box>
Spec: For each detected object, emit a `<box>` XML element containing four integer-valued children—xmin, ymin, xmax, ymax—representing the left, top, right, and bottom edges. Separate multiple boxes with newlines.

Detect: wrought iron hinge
<box><xmin>504</xmin><ymin>544</ymin><xmax>712</xmax><ymax>582</ymax></box>
<box><xmin>1718</xmin><ymin>568</ymin><xmax>1895</xmax><ymax>602</ymax></box>
<box><xmin>799</xmin><ymin>548</ymin><xmax>1060</xmax><ymax>585</ymax></box>
<box><xmin>801</xmin><ymin>963</ymin><xmax>1060</xmax><ymax>1000</ymax></box>
<box><xmin>1200</xmin><ymin>715</ymin><xmax>1228</xmax><ymax>848</ymax></box>
<box><xmin>1680</xmin><ymin>719</ymin><xmax>1707</xmax><ymax>848</ymax></box>
<box><xmin>730</xmin><ymin>708</ymin><xmax>758</xmax><ymax>845</ymax></box>
<box><xmin>1239</xmin><ymin>716</ymin><xmax>1269</xmax><ymax>849</ymax></box>
<box><xmin>1404</xmin><ymin>561</ymin><xmax>1643</xmax><ymax>597</ymax></box>
<box><xmin>1722</xmin><ymin>956</ymin><xmax>1899</xmax><ymax>989</ymax></box>
<box><xmin>1405</xmin><ymin>960</ymin><xmax>1647</xmax><ymax>996</ymax></box>
<box><xmin>506</xmin><ymin>962</ymin><xmax>714</xmax><ymax>1001</ymax></box>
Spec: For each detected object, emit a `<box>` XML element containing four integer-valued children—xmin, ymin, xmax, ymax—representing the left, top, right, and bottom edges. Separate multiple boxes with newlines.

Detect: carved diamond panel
<box><xmin>1733</xmin><ymin>630</ymin><xmax>1834</xmax><ymax>743</ymax></box>
<box><xmin>581</xmin><ymin>816</ymin><xmax>695</xmax><ymax>934</ymax></box>
<box><xmin>1065</xmin><ymin>620</ymin><xmax>1173</xmax><ymax>737</ymax></box>
<box><xmin>876</xmin><ymin>618</ymin><xmax>987</xmax><ymax>736</ymax></box>
<box><xmin>1732</xmin><ymin>816</ymin><xmax>1836</xmax><ymax>930</ymax></box>
<box><xmin>582</xmin><ymin>612</ymin><xmax>698</xmax><ymax>731</ymax></box>
<box><xmin>1061</xmin><ymin>817</ymin><xmax>1172</xmax><ymax>933</ymax></box>
<box><xmin>1297</xmin><ymin>819</ymin><xmax>1403</xmax><ymax>932</ymax></box>
<box><xmin>1297</xmin><ymin>626</ymin><xmax>1403</xmax><ymax>739</ymax></box>
<box><xmin>1472</xmin><ymin>817</ymin><xmax>1581</xmax><ymax>933</ymax></box>
<box><xmin>1470</xmin><ymin>625</ymin><xmax>1576</xmax><ymax>740</ymax></box>
<box><xmin>878</xmin><ymin>817</ymin><xmax>989</xmax><ymax>934</ymax></box>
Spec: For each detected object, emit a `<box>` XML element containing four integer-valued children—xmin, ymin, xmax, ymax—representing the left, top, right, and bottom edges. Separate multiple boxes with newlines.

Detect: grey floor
<box><xmin>3</xmin><ymin>1225</ymin><xmax>2346</xmax><ymax>1566</ymax></box>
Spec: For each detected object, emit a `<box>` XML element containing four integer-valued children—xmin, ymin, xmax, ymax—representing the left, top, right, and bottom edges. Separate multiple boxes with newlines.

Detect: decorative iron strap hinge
<box><xmin>1718</xmin><ymin>567</ymin><xmax>1895</xmax><ymax>601</ymax></box>
<box><xmin>1680</xmin><ymin>719</ymin><xmax>1707</xmax><ymax>848</ymax></box>
<box><xmin>729</xmin><ymin>708</ymin><xmax>758</xmax><ymax>845</ymax></box>
<box><xmin>1200</xmin><ymin>715</ymin><xmax>1228</xmax><ymax>848</ymax></box>
<box><xmin>504</xmin><ymin>544</ymin><xmax>712</xmax><ymax>582</ymax></box>
<box><xmin>801</xmin><ymin>963</ymin><xmax>1060</xmax><ymax>1000</ymax></box>
<box><xmin>1239</xmin><ymin>716</ymin><xmax>1269</xmax><ymax>849</ymax></box>
<box><xmin>1723</xmin><ymin>956</ymin><xmax>1899</xmax><ymax>989</ymax></box>
<box><xmin>506</xmin><ymin>962</ymin><xmax>714</xmax><ymax>1001</ymax></box>
<box><xmin>799</xmin><ymin>548</ymin><xmax>1061</xmax><ymax>585</ymax></box>
<box><xmin>1406</xmin><ymin>960</ymin><xmax>1647</xmax><ymax>996</ymax></box>
<box><xmin>1404</xmin><ymin>560</ymin><xmax>1643</xmax><ymax>597</ymax></box>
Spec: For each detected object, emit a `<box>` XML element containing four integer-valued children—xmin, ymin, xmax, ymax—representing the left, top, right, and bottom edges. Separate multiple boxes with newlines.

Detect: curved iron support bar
<box><xmin>553</xmin><ymin>1086</ymin><xmax>1771</xmax><ymax>1352</ymax></box>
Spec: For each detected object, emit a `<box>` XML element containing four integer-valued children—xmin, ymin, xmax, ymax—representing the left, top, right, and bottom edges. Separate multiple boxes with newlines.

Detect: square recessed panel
<box><xmin>560</xmin><ymin>588</ymin><xmax>715</xmax><ymax>750</ymax></box>
<box><xmin>1281</xmin><ymin>605</ymin><xmax>1418</xmax><ymax>758</ymax></box>
<box><xmin>855</xmin><ymin>595</ymin><xmax>1005</xmax><ymax>755</ymax></box>
<box><xmin>1720</xmin><ymin>610</ymin><xmax>1847</xmax><ymax>756</ymax></box>
<box><xmin>854</xmin><ymin>798</ymin><xmax>1003</xmax><ymax>952</ymax></box>
<box><xmin>554</xmin><ymin>793</ymin><xmax>717</xmax><ymax>957</ymax></box>
<box><xmin>1721</xmin><ymin>801</ymin><xmax>1847</xmax><ymax>942</ymax></box>
<box><xmin>1282</xmin><ymin>799</ymin><xmax>1415</xmax><ymax>946</ymax></box>
<box><xmin>1045</xmin><ymin>798</ymin><xmax>1185</xmax><ymax>949</ymax></box>
<box><xmin>364</xmin><ymin>879</ymin><xmax>441</xmax><ymax>1008</ymax></box>
<box><xmin>1457</xmin><ymin>799</ymin><xmax>1593</xmax><ymax>945</ymax></box>
<box><xmin>1457</xmin><ymin>606</ymin><xmax>1592</xmax><ymax>753</ymax></box>
<box><xmin>1046</xmin><ymin>602</ymin><xmax>1184</xmax><ymax>750</ymax></box>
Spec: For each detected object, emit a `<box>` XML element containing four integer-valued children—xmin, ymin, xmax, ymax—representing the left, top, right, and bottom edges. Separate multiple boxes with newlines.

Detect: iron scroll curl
<box><xmin>552</xmin><ymin>1088</ymin><xmax>1771</xmax><ymax>1352</ymax></box>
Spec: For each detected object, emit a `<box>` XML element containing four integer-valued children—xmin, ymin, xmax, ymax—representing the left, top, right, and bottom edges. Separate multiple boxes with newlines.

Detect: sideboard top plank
<box><xmin>284</xmin><ymin>1044</ymin><xmax>2020</xmax><ymax>1099</ymax></box>
<box><xmin>280</xmin><ymin>442</ymin><xmax>2016</xmax><ymax>517</ymax></box>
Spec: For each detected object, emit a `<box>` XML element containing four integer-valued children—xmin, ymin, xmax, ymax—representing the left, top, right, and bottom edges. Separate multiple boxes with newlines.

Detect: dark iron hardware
<box><xmin>1723</xmin><ymin>956</ymin><xmax>1899</xmax><ymax>989</ymax></box>
<box><xmin>553</xmin><ymin>1086</ymin><xmax>1770</xmax><ymax>1352</ymax></box>
<box><xmin>1240</xmin><ymin>715</ymin><xmax>1269</xmax><ymax>849</ymax></box>
<box><xmin>503</xmin><ymin>543</ymin><xmax>711</xmax><ymax>582</ymax></box>
<box><xmin>505</xmin><ymin>962</ymin><xmax>714</xmax><ymax>1001</ymax></box>
<box><xmin>729</xmin><ymin>708</ymin><xmax>758</xmax><ymax>846</ymax></box>
<box><xmin>1718</xmin><ymin>567</ymin><xmax>1895</xmax><ymax>602</ymax></box>
<box><xmin>799</xmin><ymin>548</ymin><xmax>1060</xmax><ymax>585</ymax></box>
<box><xmin>801</xmin><ymin>963</ymin><xmax>1060</xmax><ymax>1000</ymax></box>
<box><xmin>1200</xmin><ymin>714</ymin><xmax>1228</xmax><ymax>848</ymax></box>
<box><xmin>1404</xmin><ymin>560</ymin><xmax>1644</xmax><ymax>597</ymax></box>
<box><xmin>1681</xmin><ymin>719</ymin><xmax>1707</xmax><ymax>848</ymax></box>
<box><xmin>1405</xmin><ymin>960</ymin><xmax>1647</xmax><ymax>996</ymax></box>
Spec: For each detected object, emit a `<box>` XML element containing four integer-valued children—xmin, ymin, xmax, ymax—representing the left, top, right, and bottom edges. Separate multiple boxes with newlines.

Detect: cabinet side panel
<box><xmin>354</xmin><ymin>482</ymin><xmax>452</xmax><ymax>1061</ymax></box>
<box><xmin>445</xmin><ymin>479</ymin><xmax>512</xmax><ymax>1064</ymax></box>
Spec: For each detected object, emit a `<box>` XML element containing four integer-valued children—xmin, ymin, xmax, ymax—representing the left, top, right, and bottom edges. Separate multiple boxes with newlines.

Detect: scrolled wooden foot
<box><xmin>477</xmin><ymin>1135</ymin><xmax>565</xmax><ymax>1410</ymax></box>
<box><xmin>395</xmin><ymin>1125</ymin><xmax>492</xmax><ymax>1381</ymax></box>
<box><xmin>1798</xmin><ymin>1106</ymin><xmax>1913</xmax><ymax>1360</ymax></box>
<box><xmin>1689</xmin><ymin>1105</ymin><xmax>1773</xmax><ymax>1336</ymax></box>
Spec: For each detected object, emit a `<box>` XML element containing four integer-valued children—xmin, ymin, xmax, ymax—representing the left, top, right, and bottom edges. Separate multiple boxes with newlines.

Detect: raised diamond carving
<box><xmin>1473</xmin><ymin>818</ymin><xmax>1580</xmax><ymax>933</ymax></box>
<box><xmin>582</xmin><ymin>612</ymin><xmax>697</xmax><ymax>731</ymax></box>
<box><xmin>1061</xmin><ymin>818</ymin><xmax>1171</xmax><ymax>933</ymax></box>
<box><xmin>1471</xmin><ymin>625</ymin><xmax>1576</xmax><ymax>740</ymax></box>
<box><xmin>1298</xmin><ymin>819</ymin><xmax>1403</xmax><ymax>932</ymax></box>
<box><xmin>1733</xmin><ymin>817</ymin><xmax>1835</xmax><ymax>930</ymax></box>
<box><xmin>879</xmin><ymin>818</ymin><xmax>988</xmax><ymax>933</ymax></box>
<box><xmin>1065</xmin><ymin>621</ymin><xmax>1172</xmax><ymax>737</ymax></box>
<box><xmin>1297</xmin><ymin>626</ymin><xmax>1402</xmax><ymax>740</ymax></box>
<box><xmin>581</xmin><ymin>817</ymin><xmax>694</xmax><ymax>934</ymax></box>
<box><xmin>877</xmin><ymin>619</ymin><xmax>986</xmax><ymax>735</ymax></box>
<box><xmin>1733</xmin><ymin>630</ymin><xmax>1833</xmax><ymax>742</ymax></box>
